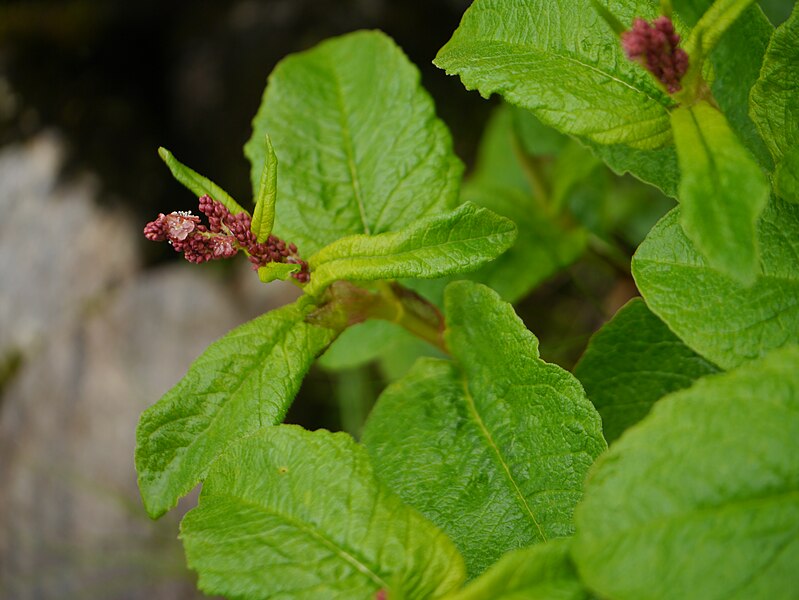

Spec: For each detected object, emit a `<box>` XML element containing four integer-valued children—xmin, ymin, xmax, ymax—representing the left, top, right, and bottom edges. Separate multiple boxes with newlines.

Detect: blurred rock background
<box><xmin>0</xmin><ymin>1</ymin><xmax>794</xmax><ymax>598</ymax></box>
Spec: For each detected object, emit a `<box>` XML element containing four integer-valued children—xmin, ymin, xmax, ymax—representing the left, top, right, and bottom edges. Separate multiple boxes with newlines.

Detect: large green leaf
<box><xmin>632</xmin><ymin>198</ymin><xmax>799</xmax><ymax>369</ymax></box>
<box><xmin>135</xmin><ymin>300</ymin><xmax>337</xmax><ymax>518</ymax></box>
<box><xmin>670</xmin><ymin>101</ymin><xmax>769</xmax><ymax>284</ymax></box>
<box><xmin>573</xmin><ymin>345</ymin><xmax>799</xmax><ymax>600</ymax></box>
<box><xmin>750</xmin><ymin>3</ymin><xmax>799</xmax><ymax>175</ymax></box>
<box><xmin>445</xmin><ymin>538</ymin><xmax>590</xmax><ymax>600</ymax></box>
<box><xmin>245</xmin><ymin>30</ymin><xmax>462</xmax><ymax>256</ymax></box>
<box><xmin>434</xmin><ymin>0</ymin><xmax>675</xmax><ymax>149</ymax></box>
<box><xmin>181</xmin><ymin>426</ymin><xmax>466</xmax><ymax>600</ymax></box>
<box><xmin>363</xmin><ymin>282</ymin><xmax>606</xmax><ymax>577</ymax></box>
<box><xmin>574</xmin><ymin>298</ymin><xmax>719</xmax><ymax>444</ymax></box>
<box><xmin>434</xmin><ymin>0</ymin><xmax>673</xmax><ymax>149</ymax></box>
<box><xmin>775</xmin><ymin>144</ymin><xmax>799</xmax><ymax>204</ymax></box>
<box><xmin>303</xmin><ymin>202</ymin><xmax>516</xmax><ymax>297</ymax></box>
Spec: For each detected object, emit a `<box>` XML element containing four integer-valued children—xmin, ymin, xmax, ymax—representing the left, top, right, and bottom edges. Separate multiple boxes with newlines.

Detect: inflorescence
<box><xmin>622</xmin><ymin>16</ymin><xmax>689</xmax><ymax>94</ymax></box>
<box><xmin>144</xmin><ymin>195</ymin><xmax>310</xmax><ymax>283</ymax></box>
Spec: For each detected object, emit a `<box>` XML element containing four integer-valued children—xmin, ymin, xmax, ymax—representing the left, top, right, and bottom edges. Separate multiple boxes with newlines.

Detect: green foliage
<box><xmin>245</xmin><ymin>30</ymin><xmax>462</xmax><ymax>256</ymax></box>
<box><xmin>158</xmin><ymin>146</ymin><xmax>247</xmax><ymax>215</ymax></box>
<box><xmin>750</xmin><ymin>1</ymin><xmax>799</xmax><ymax>196</ymax></box>
<box><xmin>573</xmin><ymin>345</ymin><xmax>799</xmax><ymax>600</ymax></box>
<box><xmin>137</xmin><ymin>1</ymin><xmax>799</xmax><ymax>597</ymax></box>
<box><xmin>434</xmin><ymin>0</ymin><xmax>675</xmax><ymax>149</ymax></box>
<box><xmin>446</xmin><ymin>538</ymin><xmax>589</xmax><ymax>600</ymax></box>
<box><xmin>135</xmin><ymin>300</ymin><xmax>338</xmax><ymax>518</ymax></box>
<box><xmin>181</xmin><ymin>426</ymin><xmax>466</xmax><ymax>599</ymax></box>
<box><xmin>363</xmin><ymin>282</ymin><xmax>606</xmax><ymax>576</ymax></box>
<box><xmin>633</xmin><ymin>199</ymin><xmax>799</xmax><ymax>369</ymax></box>
<box><xmin>670</xmin><ymin>101</ymin><xmax>769</xmax><ymax>283</ymax></box>
<box><xmin>304</xmin><ymin>202</ymin><xmax>516</xmax><ymax>297</ymax></box>
<box><xmin>574</xmin><ymin>298</ymin><xmax>719</xmax><ymax>443</ymax></box>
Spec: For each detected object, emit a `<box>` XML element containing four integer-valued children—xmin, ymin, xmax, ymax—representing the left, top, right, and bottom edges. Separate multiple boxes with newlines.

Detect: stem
<box><xmin>512</xmin><ymin>136</ymin><xmax>551</xmax><ymax>210</ymax></box>
<box><xmin>588</xmin><ymin>234</ymin><xmax>632</xmax><ymax>276</ymax></box>
<box><xmin>372</xmin><ymin>282</ymin><xmax>448</xmax><ymax>354</ymax></box>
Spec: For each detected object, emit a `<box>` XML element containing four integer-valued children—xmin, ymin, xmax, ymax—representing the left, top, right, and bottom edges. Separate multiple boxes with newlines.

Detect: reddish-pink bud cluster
<box><xmin>143</xmin><ymin>195</ymin><xmax>310</xmax><ymax>283</ymax></box>
<box><xmin>622</xmin><ymin>16</ymin><xmax>689</xmax><ymax>94</ymax></box>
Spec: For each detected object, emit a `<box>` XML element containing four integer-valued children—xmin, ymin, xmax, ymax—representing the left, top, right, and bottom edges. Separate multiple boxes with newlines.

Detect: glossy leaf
<box><xmin>434</xmin><ymin>0</ymin><xmax>676</xmax><ymax>149</ymax></box>
<box><xmin>445</xmin><ymin>538</ymin><xmax>590</xmax><ymax>600</ymax></box>
<box><xmin>251</xmin><ymin>133</ymin><xmax>277</xmax><ymax>243</ymax></box>
<box><xmin>180</xmin><ymin>426</ymin><xmax>466</xmax><ymax>600</ymax></box>
<box><xmin>135</xmin><ymin>300</ymin><xmax>338</xmax><ymax>518</ymax></box>
<box><xmin>303</xmin><ymin>202</ymin><xmax>517</xmax><ymax>297</ymax></box>
<box><xmin>684</xmin><ymin>0</ymin><xmax>757</xmax><ymax>60</ymax></box>
<box><xmin>632</xmin><ymin>198</ymin><xmax>799</xmax><ymax>369</ymax></box>
<box><xmin>574</xmin><ymin>298</ymin><xmax>719</xmax><ymax>443</ymax></box>
<box><xmin>245</xmin><ymin>30</ymin><xmax>462</xmax><ymax>256</ymax></box>
<box><xmin>157</xmin><ymin>147</ymin><xmax>247</xmax><ymax>215</ymax></box>
<box><xmin>670</xmin><ymin>101</ymin><xmax>769</xmax><ymax>284</ymax></box>
<box><xmin>363</xmin><ymin>282</ymin><xmax>606</xmax><ymax>576</ymax></box>
<box><xmin>573</xmin><ymin>345</ymin><xmax>799</xmax><ymax>600</ymax></box>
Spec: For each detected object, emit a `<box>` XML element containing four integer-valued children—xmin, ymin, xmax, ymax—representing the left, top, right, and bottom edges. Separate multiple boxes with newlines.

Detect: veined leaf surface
<box><xmin>573</xmin><ymin>345</ymin><xmax>799</xmax><ymax>600</ymax></box>
<box><xmin>363</xmin><ymin>281</ymin><xmax>606</xmax><ymax>576</ymax></box>
<box><xmin>181</xmin><ymin>426</ymin><xmax>466</xmax><ymax>600</ymax></box>
<box><xmin>245</xmin><ymin>30</ymin><xmax>462</xmax><ymax>256</ymax></box>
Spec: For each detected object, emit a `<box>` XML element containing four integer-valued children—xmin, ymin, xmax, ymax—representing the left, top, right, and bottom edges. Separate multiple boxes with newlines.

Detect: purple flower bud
<box><xmin>622</xmin><ymin>16</ymin><xmax>689</xmax><ymax>94</ymax></box>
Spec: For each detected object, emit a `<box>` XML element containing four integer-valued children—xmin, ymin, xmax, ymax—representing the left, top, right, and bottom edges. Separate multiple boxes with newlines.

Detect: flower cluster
<box><xmin>622</xmin><ymin>16</ymin><xmax>689</xmax><ymax>94</ymax></box>
<box><xmin>144</xmin><ymin>195</ymin><xmax>310</xmax><ymax>283</ymax></box>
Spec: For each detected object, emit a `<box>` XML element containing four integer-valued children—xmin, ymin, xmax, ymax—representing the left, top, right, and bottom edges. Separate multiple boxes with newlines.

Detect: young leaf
<box><xmin>672</xmin><ymin>0</ymin><xmax>774</xmax><ymax>168</ymax></box>
<box><xmin>363</xmin><ymin>282</ymin><xmax>606</xmax><ymax>576</ymax></box>
<box><xmin>180</xmin><ymin>425</ymin><xmax>466</xmax><ymax>600</ymax></box>
<box><xmin>750</xmin><ymin>3</ymin><xmax>799</xmax><ymax>171</ymax></box>
<box><xmin>257</xmin><ymin>261</ymin><xmax>300</xmax><ymax>283</ymax></box>
<box><xmin>573</xmin><ymin>345</ymin><xmax>799</xmax><ymax>600</ymax></box>
<box><xmin>158</xmin><ymin>147</ymin><xmax>247</xmax><ymax>216</ymax></box>
<box><xmin>303</xmin><ymin>202</ymin><xmax>517</xmax><ymax>297</ymax></box>
<box><xmin>135</xmin><ymin>300</ymin><xmax>338</xmax><ymax>518</ymax></box>
<box><xmin>684</xmin><ymin>0</ymin><xmax>757</xmax><ymax>60</ymax></box>
<box><xmin>434</xmin><ymin>0</ymin><xmax>676</xmax><ymax>149</ymax></box>
<box><xmin>251</xmin><ymin>133</ymin><xmax>277</xmax><ymax>243</ymax></box>
<box><xmin>245</xmin><ymin>30</ymin><xmax>462</xmax><ymax>256</ymax></box>
<box><xmin>446</xmin><ymin>538</ymin><xmax>590</xmax><ymax>600</ymax></box>
<box><xmin>632</xmin><ymin>198</ymin><xmax>799</xmax><ymax>370</ymax></box>
<box><xmin>574</xmin><ymin>298</ymin><xmax>719</xmax><ymax>444</ymax></box>
<box><xmin>670</xmin><ymin>101</ymin><xmax>769</xmax><ymax>284</ymax></box>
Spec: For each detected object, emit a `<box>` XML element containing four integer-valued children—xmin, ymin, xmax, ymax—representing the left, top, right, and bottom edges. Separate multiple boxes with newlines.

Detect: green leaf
<box><xmin>573</xmin><ymin>345</ymin><xmax>799</xmax><ymax>600</ymax></box>
<box><xmin>180</xmin><ymin>425</ymin><xmax>466</xmax><ymax>600</ymax></box>
<box><xmin>303</xmin><ymin>202</ymin><xmax>517</xmax><ymax>297</ymax></box>
<box><xmin>434</xmin><ymin>0</ymin><xmax>676</xmax><ymax>149</ymax></box>
<box><xmin>670</xmin><ymin>101</ymin><xmax>769</xmax><ymax>284</ymax></box>
<box><xmin>685</xmin><ymin>0</ymin><xmax>757</xmax><ymax>59</ymax></box>
<box><xmin>461</xmin><ymin>106</ymin><xmax>587</xmax><ymax>302</ymax></box>
<box><xmin>245</xmin><ymin>30</ymin><xmax>462</xmax><ymax>256</ymax></box>
<box><xmin>257</xmin><ymin>261</ymin><xmax>300</xmax><ymax>283</ymax></box>
<box><xmin>672</xmin><ymin>0</ymin><xmax>774</xmax><ymax>168</ymax></box>
<box><xmin>251</xmin><ymin>133</ymin><xmax>277</xmax><ymax>243</ymax></box>
<box><xmin>445</xmin><ymin>538</ymin><xmax>590</xmax><ymax>600</ymax></box>
<box><xmin>574</xmin><ymin>298</ymin><xmax>719</xmax><ymax>444</ymax></box>
<box><xmin>750</xmin><ymin>2</ymin><xmax>799</xmax><ymax>165</ymax></box>
<box><xmin>775</xmin><ymin>144</ymin><xmax>799</xmax><ymax>204</ymax></box>
<box><xmin>135</xmin><ymin>301</ymin><xmax>338</xmax><ymax>518</ymax></box>
<box><xmin>632</xmin><ymin>198</ymin><xmax>799</xmax><ymax>369</ymax></box>
<box><xmin>580</xmin><ymin>138</ymin><xmax>680</xmax><ymax>198</ymax></box>
<box><xmin>158</xmin><ymin>147</ymin><xmax>247</xmax><ymax>216</ymax></box>
<box><xmin>363</xmin><ymin>282</ymin><xmax>606</xmax><ymax>577</ymax></box>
